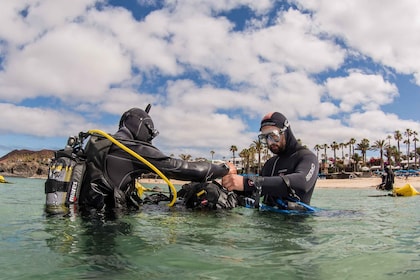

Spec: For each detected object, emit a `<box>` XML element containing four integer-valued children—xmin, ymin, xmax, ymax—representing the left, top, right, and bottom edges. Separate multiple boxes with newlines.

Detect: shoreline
<box><xmin>2</xmin><ymin>173</ymin><xmax>418</xmax><ymax>190</ymax></box>
<box><xmin>139</xmin><ymin>176</ymin><xmax>420</xmax><ymax>190</ymax></box>
<box><xmin>315</xmin><ymin>176</ymin><xmax>420</xmax><ymax>189</ymax></box>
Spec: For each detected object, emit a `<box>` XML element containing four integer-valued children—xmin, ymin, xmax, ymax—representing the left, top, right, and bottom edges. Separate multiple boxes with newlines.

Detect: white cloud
<box><xmin>0</xmin><ymin>0</ymin><xmax>98</xmax><ymax>45</ymax></box>
<box><xmin>325</xmin><ymin>71</ymin><xmax>398</xmax><ymax>112</ymax></box>
<box><xmin>0</xmin><ymin>103</ymin><xmax>111</xmax><ymax>137</ymax></box>
<box><xmin>267</xmin><ymin>71</ymin><xmax>338</xmax><ymax>119</ymax></box>
<box><xmin>150</xmin><ymin>103</ymin><xmax>255</xmax><ymax>158</ymax></box>
<box><xmin>251</xmin><ymin>9</ymin><xmax>345</xmax><ymax>73</ymax></box>
<box><xmin>0</xmin><ymin>0</ymin><xmax>419</xmax><ymax>159</ymax></box>
<box><xmin>294</xmin><ymin>0</ymin><xmax>420</xmax><ymax>84</ymax></box>
<box><xmin>86</xmin><ymin>7</ymin><xmax>183</xmax><ymax>75</ymax></box>
<box><xmin>0</xmin><ymin>23</ymin><xmax>131</xmax><ymax>102</ymax></box>
<box><xmin>348</xmin><ymin>111</ymin><xmax>420</xmax><ymax>136</ymax></box>
<box><xmin>162</xmin><ymin>0</ymin><xmax>274</xmax><ymax>15</ymax></box>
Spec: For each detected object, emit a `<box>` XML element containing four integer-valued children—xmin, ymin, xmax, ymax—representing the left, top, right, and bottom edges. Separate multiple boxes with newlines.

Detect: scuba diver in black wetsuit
<box><xmin>377</xmin><ymin>165</ymin><xmax>394</xmax><ymax>191</ymax></box>
<box><xmin>78</xmin><ymin>105</ymin><xmax>230</xmax><ymax>215</ymax></box>
<box><xmin>222</xmin><ymin>112</ymin><xmax>319</xmax><ymax>211</ymax></box>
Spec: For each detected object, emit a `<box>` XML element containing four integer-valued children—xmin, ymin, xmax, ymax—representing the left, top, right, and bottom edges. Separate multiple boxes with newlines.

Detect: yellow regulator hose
<box><xmin>88</xmin><ymin>129</ymin><xmax>177</xmax><ymax>206</ymax></box>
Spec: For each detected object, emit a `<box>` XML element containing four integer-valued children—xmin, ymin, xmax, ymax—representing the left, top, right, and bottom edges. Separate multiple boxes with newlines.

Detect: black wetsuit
<box><xmin>107</xmin><ymin>127</ymin><xmax>227</xmax><ymax>187</ymax></box>
<box><xmin>379</xmin><ymin>169</ymin><xmax>394</xmax><ymax>191</ymax></box>
<box><xmin>78</xmin><ymin>110</ymin><xmax>229</xmax><ymax>213</ymax></box>
<box><xmin>242</xmin><ymin>127</ymin><xmax>319</xmax><ymax>205</ymax></box>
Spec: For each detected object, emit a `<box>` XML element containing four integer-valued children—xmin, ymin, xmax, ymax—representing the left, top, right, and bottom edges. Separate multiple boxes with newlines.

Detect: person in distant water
<box><xmin>78</xmin><ymin>105</ymin><xmax>230</xmax><ymax>215</ymax></box>
<box><xmin>222</xmin><ymin>112</ymin><xmax>319</xmax><ymax>210</ymax></box>
<box><xmin>377</xmin><ymin>165</ymin><xmax>394</xmax><ymax>191</ymax></box>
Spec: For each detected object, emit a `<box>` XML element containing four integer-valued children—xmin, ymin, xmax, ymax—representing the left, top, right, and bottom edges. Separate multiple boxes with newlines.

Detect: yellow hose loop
<box><xmin>87</xmin><ymin>129</ymin><xmax>177</xmax><ymax>206</ymax></box>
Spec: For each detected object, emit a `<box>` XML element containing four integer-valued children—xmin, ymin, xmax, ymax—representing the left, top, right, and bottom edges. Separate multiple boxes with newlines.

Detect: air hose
<box><xmin>87</xmin><ymin>129</ymin><xmax>177</xmax><ymax>206</ymax></box>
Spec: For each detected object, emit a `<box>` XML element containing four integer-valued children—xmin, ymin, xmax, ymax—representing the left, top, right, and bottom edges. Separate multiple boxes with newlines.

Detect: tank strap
<box><xmin>45</xmin><ymin>180</ymin><xmax>69</xmax><ymax>193</ymax></box>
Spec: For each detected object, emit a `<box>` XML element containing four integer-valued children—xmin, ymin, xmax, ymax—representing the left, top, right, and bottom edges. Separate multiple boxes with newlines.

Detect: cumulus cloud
<box><xmin>0</xmin><ymin>23</ymin><xmax>131</xmax><ymax>102</ymax></box>
<box><xmin>0</xmin><ymin>0</ymin><xmax>419</xmax><ymax>159</ymax></box>
<box><xmin>295</xmin><ymin>0</ymin><xmax>420</xmax><ymax>84</ymax></box>
<box><xmin>0</xmin><ymin>103</ymin><xmax>110</xmax><ymax>137</ymax></box>
<box><xmin>325</xmin><ymin>71</ymin><xmax>398</xmax><ymax>112</ymax></box>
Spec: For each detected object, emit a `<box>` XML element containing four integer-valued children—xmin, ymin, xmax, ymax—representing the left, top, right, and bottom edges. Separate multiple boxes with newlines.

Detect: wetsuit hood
<box><xmin>260</xmin><ymin>112</ymin><xmax>302</xmax><ymax>156</ymax></box>
<box><xmin>282</xmin><ymin>127</ymin><xmax>302</xmax><ymax>156</ymax></box>
<box><xmin>118</xmin><ymin>107</ymin><xmax>158</xmax><ymax>143</ymax></box>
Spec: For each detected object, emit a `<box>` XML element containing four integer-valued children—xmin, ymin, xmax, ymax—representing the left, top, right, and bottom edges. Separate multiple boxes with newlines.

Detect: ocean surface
<box><xmin>0</xmin><ymin>177</ymin><xmax>419</xmax><ymax>280</ymax></box>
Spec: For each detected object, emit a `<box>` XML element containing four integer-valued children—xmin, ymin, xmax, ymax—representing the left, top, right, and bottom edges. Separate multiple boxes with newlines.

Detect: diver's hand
<box><xmin>222</xmin><ymin>173</ymin><xmax>244</xmax><ymax>192</ymax></box>
<box><xmin>226</xmin><ymin>162</ymin><xmax>237</xmax><ymax>175</ymax></box>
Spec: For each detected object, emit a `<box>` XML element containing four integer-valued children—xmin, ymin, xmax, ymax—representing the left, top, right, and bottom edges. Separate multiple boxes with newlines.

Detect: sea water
<box><xmin>0</xmin><ymin>177</ymin><xmax>419</xmax><ymax>280</ymax></box>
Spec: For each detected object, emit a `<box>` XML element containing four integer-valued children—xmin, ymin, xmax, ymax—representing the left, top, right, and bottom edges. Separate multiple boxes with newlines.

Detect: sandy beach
<box><xmin>315</xmin><ymin>176</ymin><xmax>420</xmax><ymax>189</ymax></box>
<box><xmin>139</xmin><ymin>176</ymin><xmax>420</xmax><ymax>190</ymax></box>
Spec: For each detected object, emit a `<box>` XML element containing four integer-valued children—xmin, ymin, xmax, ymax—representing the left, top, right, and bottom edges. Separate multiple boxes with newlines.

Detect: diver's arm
<box><xmin>243</xmin><ymin>152</ymin><xmax>318</xmax><ymax>203</ymax></box>
<box><xmin>149</xmin><ymin>157</ymin><xmax>229</xmax><ymax>182</ymax></box>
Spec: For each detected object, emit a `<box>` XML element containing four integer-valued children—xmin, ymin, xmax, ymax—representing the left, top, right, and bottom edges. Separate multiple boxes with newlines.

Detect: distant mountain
<box><xmin>0</xmin><ymin>149</ymin><xmax>54</xmax><ymax>162</ymax></box>
<box><xmin>0</xmin><ymin>149</ymin><xmax>55</xmax><ymax>178</ymax></box>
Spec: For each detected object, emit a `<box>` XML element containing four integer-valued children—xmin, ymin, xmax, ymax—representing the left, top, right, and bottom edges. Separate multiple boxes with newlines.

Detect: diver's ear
<box><xmin>145</xmin><ymin>104</ymin><xmax>151</xmax><ymax>113</ymax></box>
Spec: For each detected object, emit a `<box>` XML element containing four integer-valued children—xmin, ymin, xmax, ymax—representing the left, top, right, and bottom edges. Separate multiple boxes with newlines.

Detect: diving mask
<box><xmin>258</xmin><ymin>129</ymin><xmax>284</xmax><ymax>144</ymax></box>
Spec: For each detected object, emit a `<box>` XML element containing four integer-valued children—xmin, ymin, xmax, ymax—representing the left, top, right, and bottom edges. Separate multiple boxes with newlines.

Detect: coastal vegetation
<box><xmin>1</xmin><ymin>129</ymin><xmax>419</xmax><ymax>178</ymax></box>
<box><xmin>227</xmin><ymin>129</ymin><xmax>419</xmax><ymax>174</ymax></box>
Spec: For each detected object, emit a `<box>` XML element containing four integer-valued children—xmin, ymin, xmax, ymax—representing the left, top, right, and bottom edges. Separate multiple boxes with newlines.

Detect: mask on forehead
<box><xmin>260</xmin><ymin>112</ymin><xmax>289</xmax><ymax>133</ymax></box>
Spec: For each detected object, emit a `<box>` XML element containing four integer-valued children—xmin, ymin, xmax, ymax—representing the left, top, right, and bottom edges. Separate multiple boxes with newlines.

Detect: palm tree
<box><xmin>230</xmin><ymin>145</ymin><xmax>238</xmax><ymax>166</ymax></box>
<box><xmin>262</xmin><ymin>145</ymin><xmax>270</xmax><ymax>162</ymax></box>
<box><xmin>248</xmin><ymin>146</ymin><xmax>256</xmax><ymax>173</ymax></box>
<box><xmin>252</xmin><ymin>139</ymin><xmax>264</xmax><ymax>174</ymax></box>
<box><xmin>348</xmin><ymin>138</ymin><xmax>356</xmax><ymax>169</ymax></box>
<box><xmin>388</xmin><ymin>145</ymin><xmax>400</xmax><ymax>166</ymax></box>
<box><xmin>356</xmin><ymin>138</ymin><xmax>370</xmax><ymax>164</ymax></box>
<box><xmin>314</xmin><ymin>144</ymin><xmax>321</xmax><ymax>161</ymax></box>
<box><xmin>321</xmin><ymin>144</ymin><xmax>329</xmax><ymax>162</ymax></box>
<box><xmin>319</xmin><ymin>144</ymin><xmax>329</xmax><ymax>173</ymax></box>
<box><xmin>352</xmin><ymin>153</ymin><xmax>363</xmax><ymax>172</ymax></box>
<box><xmin>330</xmin><ymin>141</ymin><xmax>339</xmax><ymax>171</ymax></box>
<box><xmin>239</xmin><ymin>148</ymin><xmax>251</xmax><ymax>174</ymax></box>
<box><xmin>210</xmin><ymin>150</ymin><xmax>215</xmax><ymax>163</ymax></box>
<box><xmin>386</xmin><ymin>135</ymin><xmax>392</xmax><ymax>146</ymax></box>
<box><xmin>394</xmin><ymin>130</ymin><xmax>402</xmax><ymax>165</ymax></box>
<box><xmin>372</xmin><ymin>139</ymin><xmax>388</xmax><ymax>169</ymax></box>
<box><xmin>413</xmin><ymin>131</ymin><xmax>418</xmax><ymax>168</ymax></box>
<box><xmin>404</xmin><ymin>129</ymin><xmax>413</xmax><ymax>168</ymax></box>
<box><xmin>339</xmin><ymin>142</ymin><xmax>347</xmax><ymax>160</ymax></box>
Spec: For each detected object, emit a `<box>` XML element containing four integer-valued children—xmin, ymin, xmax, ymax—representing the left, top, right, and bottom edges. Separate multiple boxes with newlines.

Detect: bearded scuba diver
<box><xmin>222</xmin><ymin>112</ymin><xmax>319</xmax><ymax>213</ymax></box>
<box><xmin>45</xmin><ymin>105</ymin><xmax>230</xmax><ymax>216</ymax></box>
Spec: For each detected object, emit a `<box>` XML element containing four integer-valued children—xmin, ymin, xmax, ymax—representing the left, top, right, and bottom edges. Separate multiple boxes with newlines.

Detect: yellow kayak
<box><xmin>393</xmin><ymin>184</ymin><xmax>420</xmax><ymax>196</ymax></box>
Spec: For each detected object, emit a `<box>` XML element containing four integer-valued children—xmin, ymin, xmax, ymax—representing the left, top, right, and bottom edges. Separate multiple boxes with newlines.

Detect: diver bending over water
<box><xmin>45</xmin><ymin>105</ymin><xmax>231</xmax><ymax>217</ymax></box>
<box><xmin>78</xmin><ymin>106</ymin><xmax>231</xmax><ymax>215</ymax></box>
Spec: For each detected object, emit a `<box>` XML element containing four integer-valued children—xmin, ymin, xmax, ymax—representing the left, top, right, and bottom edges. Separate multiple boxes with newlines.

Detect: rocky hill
<box><xmin>0</xmin><ymin>149</ymin><xmax>55</xmax><ymax>178</ymax></box>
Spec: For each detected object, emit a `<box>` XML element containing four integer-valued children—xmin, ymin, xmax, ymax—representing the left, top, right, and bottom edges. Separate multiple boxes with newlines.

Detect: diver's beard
<box><xmin>269</xmin><ymin>143</ymin><xmax>284</xmax><ymax>154</ymax></box>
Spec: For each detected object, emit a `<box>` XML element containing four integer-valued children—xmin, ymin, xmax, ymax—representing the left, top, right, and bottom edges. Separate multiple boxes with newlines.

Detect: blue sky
<box><xmin>1</xmin><ymin>0</ymin><xmax>420</xmax><ymax>161</ymax></box>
